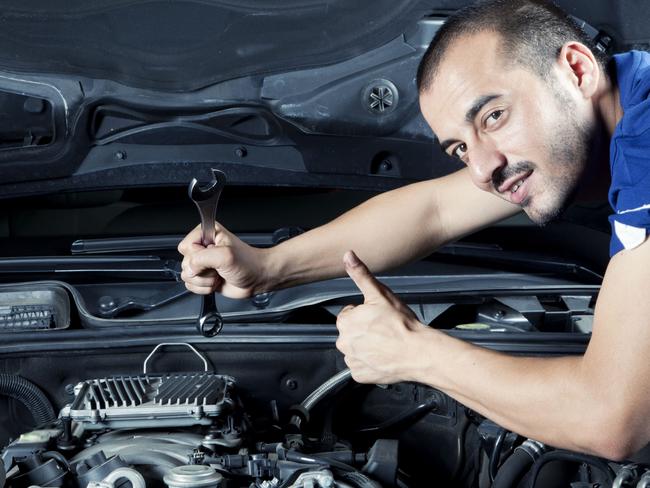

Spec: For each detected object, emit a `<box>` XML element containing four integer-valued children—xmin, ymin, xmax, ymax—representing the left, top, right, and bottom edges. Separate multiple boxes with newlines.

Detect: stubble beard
<box><xmin>518</xmin><ymin>86</ymin><xmax>593</xmax><ymax>226</ymax></box>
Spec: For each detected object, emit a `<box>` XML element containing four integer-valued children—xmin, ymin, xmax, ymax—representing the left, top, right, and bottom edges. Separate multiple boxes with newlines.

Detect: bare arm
<box><xmin>265</xmin><ymin>168</ymin><xmax>519</xmax><ymax>289</ymax></box>
<box><xmin>179</xmin><ymin>168</ymin><xmax>518</xmax><ymax>296</ymax></box>
<box><xmin>338</xmin><ymin>234</ymin><xmax>650</xmax><ymax>460</ymax></box>
<box><xmin>414</xmin><ymin>236</ymin><xmax>650</xmax><ymax>459</ymax></box>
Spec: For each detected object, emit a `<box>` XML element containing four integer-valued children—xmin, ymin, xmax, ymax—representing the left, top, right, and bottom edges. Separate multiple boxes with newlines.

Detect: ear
<box><xmin>557</xmin><ymin>42</ymin><xmax>601</xmax><ymax>99</ymax></box>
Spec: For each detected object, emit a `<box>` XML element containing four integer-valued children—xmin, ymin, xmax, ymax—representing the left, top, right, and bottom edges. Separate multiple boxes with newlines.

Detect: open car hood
<box><xmin>0</xmin><ymin>0</ymin><xmax>647</xmax><ymax>197</ymax></box>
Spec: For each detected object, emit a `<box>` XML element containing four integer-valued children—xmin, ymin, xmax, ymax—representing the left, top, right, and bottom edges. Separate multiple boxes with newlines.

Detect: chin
<box><xmin>524</xmin><ymin>196</ymin><xmax>569</xmax><ymax>226</ymax></box>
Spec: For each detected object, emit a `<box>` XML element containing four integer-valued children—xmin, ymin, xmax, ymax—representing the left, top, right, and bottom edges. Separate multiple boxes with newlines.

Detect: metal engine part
<box><xmin>286</xmin><ymin>469</ymin><xmax>354</xmax><ymax>488</ymax></box>
<box><xmin>163</xmin><ymin>465</ymin><xmax>224</xmax><ymax>488</ymax></box>
<box><xmin>61</xmin><ymin>373</ymin><xmax>235</xmax><ymax>429</ymax></box>
<box><xmin>86</xmin><ymin>467</ymin><xmax>146</xmax><ymax>488</ymax></box>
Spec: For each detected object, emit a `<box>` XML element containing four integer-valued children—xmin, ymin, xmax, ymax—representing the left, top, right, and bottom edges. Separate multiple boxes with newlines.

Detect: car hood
<box><xmin>0</xmin><ymin>0</ymin><xmax>647</xmax><ymax>197</ymax></box>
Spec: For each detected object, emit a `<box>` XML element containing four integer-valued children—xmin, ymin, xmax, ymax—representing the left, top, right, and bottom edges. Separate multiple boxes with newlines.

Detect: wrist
<box><xmin>403</xmin><ymin>326</ymin><xmax>445</xmax><ymax>385</ymax></box>
<box><xmin>255</xmin><ymin>245</ymin><xmax>284</xmax><ymax>293</ymax></box>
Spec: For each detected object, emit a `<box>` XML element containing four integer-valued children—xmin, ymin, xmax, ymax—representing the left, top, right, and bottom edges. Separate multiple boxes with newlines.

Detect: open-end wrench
<box><xmin>188</xmin><ymin>169</ymin><xmax>227</xmax><ymax>337</ymax></box>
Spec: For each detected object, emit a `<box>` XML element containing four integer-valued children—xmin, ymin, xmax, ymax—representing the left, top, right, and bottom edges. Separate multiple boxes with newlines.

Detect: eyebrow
<box><xmin>438</xmin><ymin>94</ymin><xmax>502</xmax><ymax>153</ymax></box>
<box><xmin>465</xmin><ymin>94</ymin><xmax>501</xmax><ymax>123</ymax></box>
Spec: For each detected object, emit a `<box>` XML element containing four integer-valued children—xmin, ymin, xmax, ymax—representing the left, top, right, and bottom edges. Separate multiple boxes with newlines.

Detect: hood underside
<box><xmin>0</xmin><ymin>0</ymin><xmax>647</xmax><ymax>91</ymax></box>
<box><xmin>0</xmin><ymin>0</ymin><xmax>646</xmax><ymax>197</ymax></box>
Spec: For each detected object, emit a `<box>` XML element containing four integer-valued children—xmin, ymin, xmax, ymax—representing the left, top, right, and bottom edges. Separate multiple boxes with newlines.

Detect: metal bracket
<box><xmin>143</xmin><ymin>342</ymin><xmax>211</xmax><ymax>374</ymax></box>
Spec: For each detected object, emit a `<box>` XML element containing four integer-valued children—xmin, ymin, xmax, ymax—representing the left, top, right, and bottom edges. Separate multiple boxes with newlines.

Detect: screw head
<box><xmin>285</xmin><ymin>378</ymin><xmax>298</xmax><ymax>391</ymax></box>
<box><xmin>493</xmin><ymin>310</ymin><xmax>506</xmax><ymax>320</ymax></box>
<box><xmin>235</xmin><ymin>147</ymin><xmax>247</xmax><ymax>158</ymax></box>
<box><xmin>114</xmin><ymin>150</ymin><xmax>127</xmax><ymax>160</ymax></box>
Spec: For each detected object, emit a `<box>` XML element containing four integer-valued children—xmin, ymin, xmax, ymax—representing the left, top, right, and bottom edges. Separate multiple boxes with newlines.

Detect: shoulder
<box><xmin>608</xmin><ymin>52</ymin><xmax>650</xmax><ymax>257</ymax></box>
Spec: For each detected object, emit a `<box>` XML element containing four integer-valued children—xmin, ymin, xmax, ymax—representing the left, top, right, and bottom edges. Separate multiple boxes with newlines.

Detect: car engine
<box><xmin>1</xmin><ymin>347</ymin><xmax>402</xmax><ymax>488</ymax></box>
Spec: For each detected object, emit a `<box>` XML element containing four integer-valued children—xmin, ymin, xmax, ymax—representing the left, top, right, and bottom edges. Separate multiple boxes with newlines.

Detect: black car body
<box><xmin>0</xmin><ymin>1</ymin><xmax>648</xmax><ymax>487</ymax></box>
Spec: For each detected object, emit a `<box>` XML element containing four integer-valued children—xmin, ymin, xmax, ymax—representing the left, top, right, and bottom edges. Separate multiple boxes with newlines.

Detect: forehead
<box><xmin>419</xmin><ymin>31</ymin><xmax>523</xmax><ymax>134</ymax></box>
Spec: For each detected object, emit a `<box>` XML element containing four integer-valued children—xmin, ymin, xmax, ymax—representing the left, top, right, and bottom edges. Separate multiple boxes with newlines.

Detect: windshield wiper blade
<box><xmin>0</xmin><ymin>255</ymin><xmax>181</xmax><ymax>280</ymax></box>
<box><xmin>436</xmin><ymin>243</ymin><xmax>603</xmax><ymax>281</ymax></box>
<box><xmin>70</xmin><ymin>228</ymin><xmax>304</xmax><ymax>254</ymax></box>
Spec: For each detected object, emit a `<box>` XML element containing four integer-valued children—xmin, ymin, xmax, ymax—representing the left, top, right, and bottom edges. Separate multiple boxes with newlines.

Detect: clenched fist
<box><xmin>178</xmin><ymin>222</ymin><xmax>271</xmax><ymax>299</ymax></box>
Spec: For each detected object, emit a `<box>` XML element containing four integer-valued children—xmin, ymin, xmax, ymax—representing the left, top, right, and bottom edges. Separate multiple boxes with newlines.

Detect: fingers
<box><xmin>180</xmin><ymin>245</ymin><xmax>233</xmax><ymax>294</ymax></box>
<box><xmin>184</xmin><ymin>276</ymin><xmax>223</xmax><ymax>295</ymax></box>
<box><xmin>186</xmin><ymin>246</ymin><xmax>234</xmax><ymax>278</ymax></box>
<box><xmin>177</xmin><ymin>221</ymin><xmax>227</xmax><ymax>255</ymax></box>
<box><xmin>343</xmin><ymin>250</ymin><xmax>387</xmax><ymax>303</ymax></box>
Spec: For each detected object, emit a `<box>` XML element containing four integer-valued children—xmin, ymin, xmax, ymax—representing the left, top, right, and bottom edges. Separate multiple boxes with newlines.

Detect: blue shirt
<box><xmin>609</xmin><ymin>50</ymin><xmax>650</xmax><ymax>256</ymax></box>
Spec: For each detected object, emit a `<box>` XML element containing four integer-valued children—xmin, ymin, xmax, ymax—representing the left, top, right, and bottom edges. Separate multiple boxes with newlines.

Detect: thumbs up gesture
<box><xmin>336</xmin><ymin>250</ymin><xmax>429</xmax><ymax>384</ymax></box>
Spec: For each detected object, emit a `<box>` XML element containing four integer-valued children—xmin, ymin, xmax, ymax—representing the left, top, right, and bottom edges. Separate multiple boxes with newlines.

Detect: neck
<box><xmin>575</xmin><ymin>61</ymin><xmax>622</xmax><ymax>202</ymax></box>
<box><xmin>595</xmin><ymin>60</ymin><xmax>623</xmax><ymax>138</ymax></box>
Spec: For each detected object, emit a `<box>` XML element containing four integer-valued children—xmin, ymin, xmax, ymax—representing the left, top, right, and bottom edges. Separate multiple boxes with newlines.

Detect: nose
<box><xmin>467</xmin><ymin>142</ymin><xmax>506</xmax><ymax>190</ymax></box>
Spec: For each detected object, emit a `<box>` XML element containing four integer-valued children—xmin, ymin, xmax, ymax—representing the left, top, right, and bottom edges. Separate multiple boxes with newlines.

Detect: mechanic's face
<box><xmin>420</xmin><ymin>31</ymin><xmax>593</xmax><ymax>225</ymax></box>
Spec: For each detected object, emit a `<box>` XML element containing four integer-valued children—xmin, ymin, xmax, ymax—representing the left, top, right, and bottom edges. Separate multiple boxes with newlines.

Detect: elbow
<box><xmin>579</xmin><ymin>405</ymin><xmax>647</xmax><ymax>461</ymax></box>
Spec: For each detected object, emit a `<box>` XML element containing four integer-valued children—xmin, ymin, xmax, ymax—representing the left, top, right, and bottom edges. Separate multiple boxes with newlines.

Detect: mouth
<box><xmin>497</xmin><ymin>171</ymin><xmax>533</xmax><ymax>205</ymax></box>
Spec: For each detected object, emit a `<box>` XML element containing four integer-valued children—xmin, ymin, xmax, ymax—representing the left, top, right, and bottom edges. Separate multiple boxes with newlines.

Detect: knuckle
<box><xmin>220</xmin><ymin>246</ymin><xmax>235</xmax><ymax>266</ymax></box>
<box><xmin>335</xmin><ymin>316</ymin><xmax>347</xmax><ymax>331</ymax></box>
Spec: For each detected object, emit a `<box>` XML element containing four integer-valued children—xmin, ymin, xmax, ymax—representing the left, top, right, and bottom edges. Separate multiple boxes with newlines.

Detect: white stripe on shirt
<box><xmin>617</xmin><ymin>203</ymin><xmax>650</xmax><ymax>215</ymax></box>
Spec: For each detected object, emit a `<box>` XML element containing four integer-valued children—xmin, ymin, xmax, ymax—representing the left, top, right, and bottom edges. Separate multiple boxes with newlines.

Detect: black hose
<box><xmin>339</xmin><ymin>471</ymin><xmax>382</xmax><ymax>488</ymax></box>
<box><xmin>284</xmin><ymin>450</ymin><xmax>355</xmax><ymax>472</ymax></box>
<box><xmin>493</xmin><ymin>446</ymin><xmax>537</xmax><ymax>488</ymax></box>
<box><xmin>528</xmin><ymin>450</ymin><xmax>615</xmax><ymax>487</ymax></box>
<box><xmin>354</xmin><ymin>397</ymin><xmax>439</xmax><ymax>435</ymax></box>
<box><xmin>489</xmin><ymin>428</ymin><xmax>507</xmax><ymax>482</ymax></box>
<box><xmin>0</xmin><ymin>374</ymin><xmax>56</xmax><ymax>425</ymax></box>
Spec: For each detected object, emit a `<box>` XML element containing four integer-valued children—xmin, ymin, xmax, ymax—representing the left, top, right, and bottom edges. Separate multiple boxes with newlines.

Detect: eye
<box><xmin>484</xmin><ymin>109</ymin><xmax>504</xmax><ymax>128</ymax></box>
<box><xmin>452</xmin><ymin>143</ymin><xmax>467</xmax><ymax>160</ymax></box>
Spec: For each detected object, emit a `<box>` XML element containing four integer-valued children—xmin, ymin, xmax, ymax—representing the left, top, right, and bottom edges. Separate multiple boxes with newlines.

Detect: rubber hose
<box><xmin>340</xmin><ymin>471</ymin><xmax>382</xmax><ymax>488</ymax></box>
<box><xmin>528</xmin><ymin>450</ymin><xmax>615</xmax><ymax>487</ymax></box>
<box><xmin>493</xmin><ymin>447</ymin><xmax>536</xmax><ymax>488</ymax></box>
<box><xmin>0</xmin><ymin>374</ymin><xmax>56</xmax><ymax>425</ymax></box>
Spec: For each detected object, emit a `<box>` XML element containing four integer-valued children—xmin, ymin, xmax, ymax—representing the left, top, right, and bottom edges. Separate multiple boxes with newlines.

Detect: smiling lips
<box><xmin>497</xmin><ymin>171</ymin><xmax>533</xmax><ymax>205</ymax></box>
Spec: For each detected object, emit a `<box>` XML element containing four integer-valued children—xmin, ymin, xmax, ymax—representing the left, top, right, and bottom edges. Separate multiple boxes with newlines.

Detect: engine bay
<box><xmin>0</xmin><ymin>343</ymin><xmax>468</xmax><ymax>488</ymax></box>
<box><xmin>2</xmin><ymin>334</ymin><xmax>650</xmax><ymax>488</ymax></box>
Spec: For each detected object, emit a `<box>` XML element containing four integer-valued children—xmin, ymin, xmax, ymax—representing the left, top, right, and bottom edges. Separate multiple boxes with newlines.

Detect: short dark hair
<box><xmin>416</xmin><ymin>0</ymin><xmax>607</xmax><ymax>92</ymax></box>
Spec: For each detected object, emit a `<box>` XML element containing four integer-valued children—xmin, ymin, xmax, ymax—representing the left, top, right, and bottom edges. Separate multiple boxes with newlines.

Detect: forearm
<box><xmin>265</xmin><ymin>182</ymin><xmax>441</xmax><ymax>290</ymax></box>
<box><xmin>263</xmin><ymin>169</ymin><xmax>519</xmax><ymax>290</ymax></box>
<box><xmin>413</xmin><ymin>330</ymin><xmax>608</xmax><ymax>455</ymax></box>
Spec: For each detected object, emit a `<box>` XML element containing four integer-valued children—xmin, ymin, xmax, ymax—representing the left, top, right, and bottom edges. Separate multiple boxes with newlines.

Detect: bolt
<box><xmin>252</xmin><ymin>292</ymin><xmax>271</xmax><ymax>308</ymax></box>
<box><xmin>114</xmin><ymin>150</ymin><xmax>127</xmax><ymax>160</ymax></box>
<box><xmin>380</xmin><ymin>160</ymin><xmax>393</xmax><ymax>172</ymax></box>
<box><xmin>99</xmin><ymin>296</ymin><xmax>116</xmax><ymax>311</ymax></box>
<box><xmin>64</xmin><ymin>384</ymin><xmax>76</xmax><ymax>396</ymax></box>
<box><xmin>234</xmin><ymin>146</ymin><xmax>247</xmax><ymax>158</ymax></box>
<box><xmin>285</xmin><ymin>378</ymin><xmax>298</xmax><ymax>391</ymax></box>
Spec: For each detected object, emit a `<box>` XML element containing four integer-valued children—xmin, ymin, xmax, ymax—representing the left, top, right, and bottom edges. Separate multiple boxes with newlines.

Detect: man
<box><xmin>178</xmin><ymin>0</ymin><xmax>650</xmax><ymax>460</ymax></box>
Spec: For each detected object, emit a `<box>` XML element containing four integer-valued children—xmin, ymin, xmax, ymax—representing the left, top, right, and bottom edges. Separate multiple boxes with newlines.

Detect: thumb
<box><xmin>344</xmin><ymin>250</ymin><xmax>384</xmax><ymax>302</ymax></box>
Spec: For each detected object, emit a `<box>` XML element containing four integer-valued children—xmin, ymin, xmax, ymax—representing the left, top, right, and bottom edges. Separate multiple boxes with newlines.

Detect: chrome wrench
<box><xmin>188</xmin><ymin>169</ymin><xmax>227</xmax><ymax>337</ymax></box>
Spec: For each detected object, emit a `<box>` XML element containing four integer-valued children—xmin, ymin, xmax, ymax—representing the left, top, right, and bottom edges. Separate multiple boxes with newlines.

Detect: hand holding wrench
<box><xmin>188</xmin><ymin>169</ymin><xmax>227</xmax><ymax>337</ymax></box>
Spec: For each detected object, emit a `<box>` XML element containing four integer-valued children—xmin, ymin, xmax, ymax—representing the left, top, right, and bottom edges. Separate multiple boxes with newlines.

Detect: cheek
<box><xmin>497</xmin><ymin>102</ymin><xmax>556</xmax><ymax>164</ymax></box>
